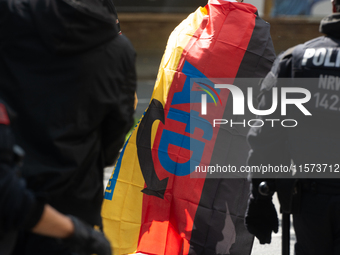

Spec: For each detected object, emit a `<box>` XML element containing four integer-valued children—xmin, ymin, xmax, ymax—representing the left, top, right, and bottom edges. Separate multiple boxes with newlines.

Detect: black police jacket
<box><xmin>0</xmin><ymin>102</ymin><xmax>45</xmax><ymax>254</ymax></box>
<box><xmin>0</xmin><ymin>0</ymin><xmax>137</xmax><ymax>226</ymax></box>
<box><xmin>248</xmin><ymin>13</ymin><xmax>340</xmax><ymax>194</ymax></box>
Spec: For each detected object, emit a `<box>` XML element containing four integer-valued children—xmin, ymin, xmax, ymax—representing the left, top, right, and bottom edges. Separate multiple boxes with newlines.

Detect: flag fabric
<box><xmin>102</xmin><ymin>1</ymin><xmax>275</xmax><ymax>254</ymax></box>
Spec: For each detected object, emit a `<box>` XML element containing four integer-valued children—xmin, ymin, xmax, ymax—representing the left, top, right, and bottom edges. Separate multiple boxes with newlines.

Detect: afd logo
<box><xmin>201</xmin><ymin>84</ymin><xmax>312</xmax><ymax>116</ymax></box>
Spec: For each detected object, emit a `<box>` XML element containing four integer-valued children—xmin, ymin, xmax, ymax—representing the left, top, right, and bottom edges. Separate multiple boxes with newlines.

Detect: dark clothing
<box><xmin>0</xmin><ymin>163</ymin><xmax>44</xmax><ymax>231</ymax></box>
<box><xmin>0</xmin><ymin>163</ymin><xmax>45</xmax><ymax>255</ymax></box>
<box><xmin>0</xmin><ymin>102</ymin><xmax>45</xmax><ymax>254</ymax></box>
<box><xmin>320</xmin><ymin>13</ymin><xmax>340</xmax><ymax>38</ymax></box>
<box><xmin>0</xmin><ymin>0</ymin><xmax>136</xmax><ymax>228</ymax></box>
<box><xmin>248</xmin><ymin>13</ymin><xmax>340</xmax><ymax>185</ymax></box>
<box><xmin>247</xmin><ymin>13</ymin><xmax>340</xmax><ymax>255</ymax></box>
<box><xmin>293</xmin><ymin>192</ymin><xmax>340</xmax><ymax>255</ymax></box>
<box><xmin>11</xmin><ymin>232</ymin><xmax>77</xmax><ymax>255</ymax></box>
<box><xmin>102</xmin><ymin>0</ymin><xmax>121</xmax><ymax>32</ymax></box>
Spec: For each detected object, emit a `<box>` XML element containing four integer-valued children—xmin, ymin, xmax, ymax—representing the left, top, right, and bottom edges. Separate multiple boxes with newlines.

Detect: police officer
<box><xmin>0</xmin><ymin>101</ymin><xmax>112</xmax><ymax>255</ymax></box>
<box><xmin>245</xmin><ymin>1</ymin><xmax>340</xmax><ymax>254</ymax></box>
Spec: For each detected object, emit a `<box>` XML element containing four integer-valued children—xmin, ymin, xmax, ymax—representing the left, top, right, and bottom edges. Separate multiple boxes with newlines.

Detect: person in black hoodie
<box><xmin>0</xmin><ymin>0</ymin><xmax>137</xmax><ymax>253</ymax></box>
<box><xmin>0</xmin><ymin>101</ymin><xmax>111</xmax><ymax>255</ymax></box>
<box><xmin>245</xmin><ymin>0</ymin><xmax>340</xmax><ymax>254</ymax></box>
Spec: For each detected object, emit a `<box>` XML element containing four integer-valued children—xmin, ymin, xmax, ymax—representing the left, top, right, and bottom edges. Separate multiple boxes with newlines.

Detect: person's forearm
<box><xmin>31</xmin><ymin>204</ymin><xmax>74</xmax><ymax>238</ymax></box>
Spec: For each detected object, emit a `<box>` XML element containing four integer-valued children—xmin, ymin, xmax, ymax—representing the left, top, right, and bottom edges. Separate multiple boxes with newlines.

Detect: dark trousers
<box><xmin>293</xmin><ymin>192</ymin><xmax>340</xmax><ymax>255</ymax></box>
<box><xmin>10</xmin><ymin>231</ymin><xmax>75</xmax><ymax>255</ymax></box>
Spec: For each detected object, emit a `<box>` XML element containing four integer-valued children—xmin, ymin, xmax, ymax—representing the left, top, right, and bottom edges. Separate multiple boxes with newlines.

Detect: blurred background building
<box><xmin>114</xmin><ymin>0</ymin><xmax>330</xmax><ymax>16</ymax></box>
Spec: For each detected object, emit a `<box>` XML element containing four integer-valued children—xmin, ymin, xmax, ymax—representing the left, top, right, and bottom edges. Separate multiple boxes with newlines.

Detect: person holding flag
<box><xmin>102</xmin><ymin>0</ymin><xmax>275</xmax><ymax>254</ymax></box>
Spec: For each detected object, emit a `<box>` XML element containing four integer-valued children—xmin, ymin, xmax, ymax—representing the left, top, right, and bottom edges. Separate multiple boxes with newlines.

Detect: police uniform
<box><xmin>246</xmin><ymin>13</ymin><xmax>340</xmax><ymax>255</ymax></box>
<box><xmin>0</xmin><ymin>102</ymin><xmax>45</xmax><ymax>255</ymax></box>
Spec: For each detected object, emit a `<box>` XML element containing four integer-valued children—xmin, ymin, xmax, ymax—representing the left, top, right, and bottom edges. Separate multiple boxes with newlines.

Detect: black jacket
<box><xmin>247</xmin><ymin>13</ymin><xmax>340</xmax><ymax>190</ymax></box>
<box><xmin>0</xmin><ymin>0</ymin><xmax>136</xmax><ymax>225</ymax></box>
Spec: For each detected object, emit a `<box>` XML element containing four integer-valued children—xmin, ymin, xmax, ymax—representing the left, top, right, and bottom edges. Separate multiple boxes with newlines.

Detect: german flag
<box><xmin>102</xmin><ymin>1</ymin><xmax>275</xmax><ymax>254</ymax></box>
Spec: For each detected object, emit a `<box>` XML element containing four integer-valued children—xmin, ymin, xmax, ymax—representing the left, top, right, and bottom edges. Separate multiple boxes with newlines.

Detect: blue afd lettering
<box><xmin>158</xmin><ymin>108</ymin><xmax>213</xmax><ymax>176</ymax></box>
<box><xmin>158</xmin><ymin>61</ymin><xmax>215</xmax><ymax>176</ymax></box>
<box><xmin>158</xmin><ymin>129</ymin><xmax>204</xmax><ymax>176</ymax></box>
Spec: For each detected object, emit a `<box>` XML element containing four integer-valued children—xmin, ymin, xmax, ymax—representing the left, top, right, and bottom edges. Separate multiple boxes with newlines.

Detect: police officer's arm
<box><xmin>245</xmin><ymin>51</ymin><xmax>293</xmax><ymax>245</ymax></box>
<box><xmin>0</xmin><ymin>161</ymin><xmax>45</xmax><ymax>233</ymax></box>
<box><xmin>248</xmin><ymin>51</ymin><xmax>293</xmax><ymax>168</ymax></box>
<box><xmin>247</xmin><ymin>52</ymin><xmax>292</xmax><ymax>194</ymax></box>
<box><xmin>0</xmin><ymin>124</ymin><xmax>110</xmax><ymax>254</ymax></box>
<box><xmin>0</xmin><ymin>165</ymin><xmax>73</xmax><ymax>238</ymax></box>
<box><xmin>0</xmin><ymin>168</ymin><xmax>111</xmax><ymax>254</ymax></box>
<box><xmin>101</xmin><ymin>34</ymin><xmax>137</xmax><ymax>166</ymax></box>
<box><xmin>0</xmin><ymin>102</ymin><xmax>111</xmax><ymax>253</ymax></box>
